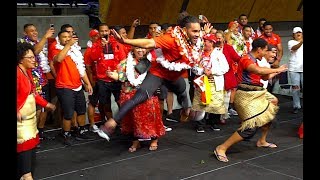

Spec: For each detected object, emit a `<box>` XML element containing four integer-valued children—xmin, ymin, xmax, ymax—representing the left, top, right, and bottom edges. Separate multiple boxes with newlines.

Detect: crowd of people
<box><xmin>16</xmin><ymin>12</ymin><xmax>303</xmax><ymax>180</ymax></box>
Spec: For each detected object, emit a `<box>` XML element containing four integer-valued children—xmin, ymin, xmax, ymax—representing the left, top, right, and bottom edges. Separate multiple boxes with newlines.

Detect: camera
<box><xmin>72</xmin><ymin>31</ymin><xmax>78</xmax><ymax>38</ymax></box>
<box><xmin>50</xmin><ymin>24</ymin><xmax>54</xmax><ymax>28</ymax></box>
<box><xmin>156</xmin><ymin>26</ymin><xmax>161</xmax><ymax>32</ymax></box>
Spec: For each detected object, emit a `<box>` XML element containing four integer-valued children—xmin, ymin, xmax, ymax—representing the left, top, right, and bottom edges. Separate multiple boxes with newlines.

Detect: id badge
<box><xmin>104</xmin><ymin>54</ymin><xmax>114</xmax><ymax>60</ymax></box>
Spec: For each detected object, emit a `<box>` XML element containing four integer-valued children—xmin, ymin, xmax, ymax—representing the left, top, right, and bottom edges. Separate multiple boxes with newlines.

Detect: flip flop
<box><xmin>128</xmin><ymin>144</ymin><xmax>141</xmax><ymax>153</ymax></box>
<box><xmin>213</xmin><ymin>149</ymin><xmax>229</xmax><ymax>162</ymax></box>
<box><xmin>149</xmin><ymin>145</ymin><xmax>158</xmax><ymax>151</ymax></box>
<box><xmin>257</xmin><ymin>143</ymin><xmax>277</xmax><ymax>148</ymax></box>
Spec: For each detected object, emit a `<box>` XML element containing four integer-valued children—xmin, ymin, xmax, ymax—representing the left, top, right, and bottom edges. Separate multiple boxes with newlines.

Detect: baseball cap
<box><xmin>89</xmin><ymin>29</ymin><xmax>99</xmax><ymax>37</ymax></box>
<box><xmin>203</xmin><ymin>34</ymin><xmax>217</xmax><ymax>43</ymax></box>
<box><xmin>292</xmin><ymin>27</ymin><xmax>302</xmax><ymax>33</ymax></box>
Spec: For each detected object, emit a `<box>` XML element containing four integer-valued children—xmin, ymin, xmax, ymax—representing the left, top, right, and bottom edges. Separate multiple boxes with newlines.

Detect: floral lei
<box><xmin>20</xmin><ymin>36</ymin><xmax>51</xmax><ymax>94</ymax></box>
<box><xmin>125</xmin><ymin>52</ymin><xmax>151</xmax><ymax>87</ymax></box>
<box><xmin>55</xmin><ymin>36</ymin><xmax>86</xmax><ymax>77</ymax></box>
<box><xmin>155</xmin><ymin>26</ymin><xmax>202</xmax><ymax>71</ymax></box>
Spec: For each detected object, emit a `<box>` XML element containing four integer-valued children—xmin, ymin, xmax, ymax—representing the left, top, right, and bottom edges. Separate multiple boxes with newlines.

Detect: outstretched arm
<box><xmin>110</xmin><ymin>29</ymin><xmax>156</xmax><ymax>49</ymax></box>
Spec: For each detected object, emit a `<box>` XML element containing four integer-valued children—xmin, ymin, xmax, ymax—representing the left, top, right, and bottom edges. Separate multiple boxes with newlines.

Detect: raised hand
<box><xmin>110</xmin><ymin>29</ymin><xmax>124</xmax><ymax>43</ymax></box>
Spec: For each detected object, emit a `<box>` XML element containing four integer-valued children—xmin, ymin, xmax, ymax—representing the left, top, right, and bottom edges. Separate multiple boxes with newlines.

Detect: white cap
<box><xmin>293</xmin><ymin>27</ymin><xmax>303</xmax><ymax>33</ymax></box>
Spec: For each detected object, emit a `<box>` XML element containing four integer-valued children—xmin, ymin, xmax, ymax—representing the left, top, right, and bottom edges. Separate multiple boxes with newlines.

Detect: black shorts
<box><xmin>88</xmin><ymin>85</ymin><xmax>99</xmax><ymax>107</ymax></box>
<box><xmin>17</xmin><ymin>148</ymin><xmax>36</xmax><ymax>180</ymax></box>
<box><xmin>96</xmin><ymin>80</ymin><xmax>121</xmax><ymax>105</ymax></box>
<box><xmin>56</xmin><ymin>88</ymin><xmax>86</xmax><ymax>120</ymax></box>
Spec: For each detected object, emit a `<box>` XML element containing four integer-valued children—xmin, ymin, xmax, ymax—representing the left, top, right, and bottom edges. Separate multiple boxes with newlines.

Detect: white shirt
<box><xmin>288</xmin><ymin>40</ymin><xmax>303</xmax><ymax>72</ymax></box>
<box><xmin>257</xmin><ymin>57</ymin><xmax>271</xmax><ymax>88</ymax></box>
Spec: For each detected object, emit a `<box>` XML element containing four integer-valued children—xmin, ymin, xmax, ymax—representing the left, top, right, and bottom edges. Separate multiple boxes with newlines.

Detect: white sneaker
<box><xmin>90</xmin><ymin>124</ymin><xmax>99</xmax><ymax>133</ymax></box>
<box><xmin>164</xmin><ymin>125</ymin><xmax>172</xmax><ymax>132</ymax></box>
<box><xmin>228</xmin><ymin>108</ymin><xmax>238</xmax><ymax>116</ymax></box>
<box><xmin>96</xmin><ymin>129</ymin><xmax>110</xmax><ymax>141</ymax></box>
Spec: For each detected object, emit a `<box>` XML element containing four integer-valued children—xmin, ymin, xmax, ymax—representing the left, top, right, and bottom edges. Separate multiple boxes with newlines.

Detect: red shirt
<box><xmin>94</xmin><ymin>36</ymin><xmax>127</xmax><ymax>82</ymax></box>
<box><xmin>152</xmin><ymin>34</ymin><xmax>189</xmax><ymax>81</ymax></box>
<box><xmin>237</xmin><ymin>54</ymin><xmax>263</xmax><ymax>86</ymax></box>
<box><xmin>222</xmin><ymin>44</ymin><xmax>241</xmax><ymax>90</ymax></box>
<box><xmin>47</xmin><ymin>38</ymin><xmax>57</xmax><ymax>62</ymax></box>
<box><xmin>17</xmin><ymin>67</ymin><xmax>48</xmax><ymax>111</ymax></box>
<box><xmin>17</xmin><ymin>67</ymin><xmax>47</xmax><ymax>152</ymax></box>
<box><xmin>259</xmin><ymin>33</ymin><xmax>281</xmax><ymax>47</ymax></box>
<box><xmin>51</xmin><ymin>47</ymin><xmax>83</xmax><ymax>89</ymax></box>
<box><xmin>84</xmin><ymin>42</ymin><xmax>99</xmax><ymax>82</ymax></box>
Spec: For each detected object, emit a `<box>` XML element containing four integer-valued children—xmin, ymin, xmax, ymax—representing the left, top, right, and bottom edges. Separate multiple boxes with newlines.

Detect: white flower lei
<box><xmin>155</xmin><ymin>26</ymin><xmax>202</xmax><ymax>71</ymax></box>
<box><xmin>155</xmin><ymin>48</ymin><xmax>191</xmax><ymax>71</ymax></box>
<box><xmin>55</xmin><ymin>36</ymin><xmax>86</xmax><ymax>77</ymax></box>
<box><xmin>125</xmin><ymin>52</ymin><xmax>151</xmax><ymax>87</ymax></box>
<box><xmin>38</xmin><ymin>48</ymin><xmax>51</xmax><ymax>73</ymax></box>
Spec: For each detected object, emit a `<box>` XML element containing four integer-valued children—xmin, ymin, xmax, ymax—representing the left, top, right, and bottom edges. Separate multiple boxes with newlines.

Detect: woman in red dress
<box><xmin>106</xmin><ymin>46</ymin><xmax>165</xmax><ymax>152</ymax></box>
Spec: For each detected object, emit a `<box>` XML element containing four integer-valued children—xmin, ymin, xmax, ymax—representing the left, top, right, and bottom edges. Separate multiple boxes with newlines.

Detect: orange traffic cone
<box><xmin>298</xmin><ymin>122</ymin><xmax>303</xmax><ymax>139</ymax></box>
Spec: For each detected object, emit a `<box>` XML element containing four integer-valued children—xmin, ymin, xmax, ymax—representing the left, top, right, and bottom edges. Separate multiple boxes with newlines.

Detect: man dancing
<box><xmin>213</xmin><ymin>38</ymin><xmax>288</xmax><ymax>162</ymax></box>
<box><xmin>97</xmin><ymin>15</ymin><xmax>202</xmax><ymax>140</ymax></box>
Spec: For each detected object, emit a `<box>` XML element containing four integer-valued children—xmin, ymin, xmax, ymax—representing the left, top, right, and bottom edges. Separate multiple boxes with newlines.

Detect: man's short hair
<box><xmin>179</xmin><ymin>15</ymin><xmax>199</xmax><ymax>28</ymax></box>
<box><xmin>252</xmin><ymin>38</ymin><xmax>268</xmax><ymax>51</ymax></box>
<box><xmin>267</xmin><ymin>44</ymin><xmax>277</xmax><ymax>51</ymax></box>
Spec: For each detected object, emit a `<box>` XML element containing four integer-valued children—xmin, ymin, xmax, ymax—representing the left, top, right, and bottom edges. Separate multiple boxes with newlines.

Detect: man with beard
<box><xmin>97</xmin><ymin>15</ymin><xmax>202</xmax><ymax>140</ymax></box>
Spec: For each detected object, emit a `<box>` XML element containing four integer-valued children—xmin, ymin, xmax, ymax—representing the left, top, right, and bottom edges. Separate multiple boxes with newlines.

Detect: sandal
<box><xmin>213</xmin><ymin>149</ymin><xmax>229</xmax><ymax>162</ymax></box>
<box><xmin>256</xmin><ymin>142</ymin><xmax>277</xmax><ymax>148</ymax></box>
<box><xmin>149</xmin><ymin>139</ymin><xmax>158</xmax><ymax>151</ymax></box>
<box><xmin>149</xmin><ymin>145</ymin><xmax>158</xmax><ymax>151</ymax></box>
<box><xmin>128</xmin><ymin>141</ymin><xmax>141</xmax><ymax>153</ymax></box>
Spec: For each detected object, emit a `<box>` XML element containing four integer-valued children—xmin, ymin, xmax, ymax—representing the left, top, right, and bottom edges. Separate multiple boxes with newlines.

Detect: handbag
<box><xmin>135</xmin><ymin>57</ymin><xmax>151</xmax><ymax>74</ymax></box>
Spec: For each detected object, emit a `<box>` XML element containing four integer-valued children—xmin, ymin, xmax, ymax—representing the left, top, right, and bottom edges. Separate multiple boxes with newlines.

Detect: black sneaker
<box><xmin>196</xmin><ymin>127</ymin><xmax>205</xmax><ymax>133</ymax></box>
<box><xmin>166</xmin><ymin>113</ymin><xmax>179</xmax><ymax>122</ymax></box>
<box><xmin>63</xmin><ymin>133</ymin><xmax>75</xmax><ymax>146</ymax></box>
<box><xmin>210</xmin><ymin>124</ymin><xmax>221</xmax><ymax>131</ymax></box>
<box><xmin>75</xmin><ymin>130</ymin><xmax>95</xmax><ymax>141</ymax></box>
<box><xmin>39</xmin><ymin>130</ymin><xmax>55</xmax><ymax>141</ymax></box>
<box><xmin>293</xmin><ymin>108</ymin><xmax>299</xmax><ymax>114</ymax></box>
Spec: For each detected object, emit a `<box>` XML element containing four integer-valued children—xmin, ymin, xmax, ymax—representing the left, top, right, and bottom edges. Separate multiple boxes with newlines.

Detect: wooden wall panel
<box><xmin>249</xmin><ymin>0</ymin><xmax>303</xmax><ymax>22</ymax></box>
<box><xmin>185</xmin><ymin>0</ymin><xmax>301</xmax><ymax>23</ymax></box>
<box><xmin>99</xmin><ymin>0</ymin><xmax>303</xmax><ymax>25</ymax></box>
<box><xmin>187</xmin><ymin>0</ymin><xmax>255</xmax><ymax>23</ymax></box>
<box><xmin>99</xmin><ymin>0</ymin><xmax>183</xmax><ymax>26</ymax></box>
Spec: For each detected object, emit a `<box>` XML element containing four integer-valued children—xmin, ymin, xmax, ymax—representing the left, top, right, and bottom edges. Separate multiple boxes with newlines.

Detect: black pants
<box><xmin>17</xmin><ymin>148</ymin><xmax>36</xmax><ymax>180</ymax></box>
<box><xmin>114</xmin><ymin>73</ymin><xmax>191</xmax><ymax>123</ymax></box>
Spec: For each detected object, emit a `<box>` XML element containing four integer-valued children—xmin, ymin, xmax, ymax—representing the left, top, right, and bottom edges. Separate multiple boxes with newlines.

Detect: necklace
<box><xmin>55</xmin><ymin>36</ymin><xmax>85</xmax><ymax>77</ymax></box>
<box><xmin>125</xmin><ymin>52</ymin><xmax>150</xmax><ymax>87</ymax></box>
<box><xmin>155</xmin><ymin>26</ymin><xmax>202</xmax><ymax>71</ymax></box>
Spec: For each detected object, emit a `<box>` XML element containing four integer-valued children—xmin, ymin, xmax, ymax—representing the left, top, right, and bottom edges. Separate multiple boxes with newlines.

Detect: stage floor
<box><xmin>34</xmin><ymin>94</ymin><xmax>303</xmax><ymax>180</ymax></box>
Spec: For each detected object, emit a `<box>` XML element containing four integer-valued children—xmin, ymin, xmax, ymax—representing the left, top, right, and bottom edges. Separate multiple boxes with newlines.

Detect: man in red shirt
<box><xmin>259</xmin><ymin>22</ymin><xmax>283</xmax><ymax>67</ymax></box>
<box><xmin>97</xmin><ymin>15</ymin><xmax>201</xmax><ymax>140</ymax></box>
<box><xmin>91</xmin><ymin>23</ymin><xmax>127</xmax><ymax>123</ymax></box>
<box><xmin>259</xmin><ymin>21</ymin><xmax>284</xmax><ymax>92</ymax></box>
<box><xmin>51</xmin><ymin>30</ymin><xmax>93</xmax><ymax>145</ymax></box>
<box><xmin>84</xmin><ymin>29</ymin><xmax>101</xmax><ymax>132</ymax></box>
<box><xmin>213</xmin><ymin>38</ymin><xmax>287</xmax><ymax>162</ymax></box>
